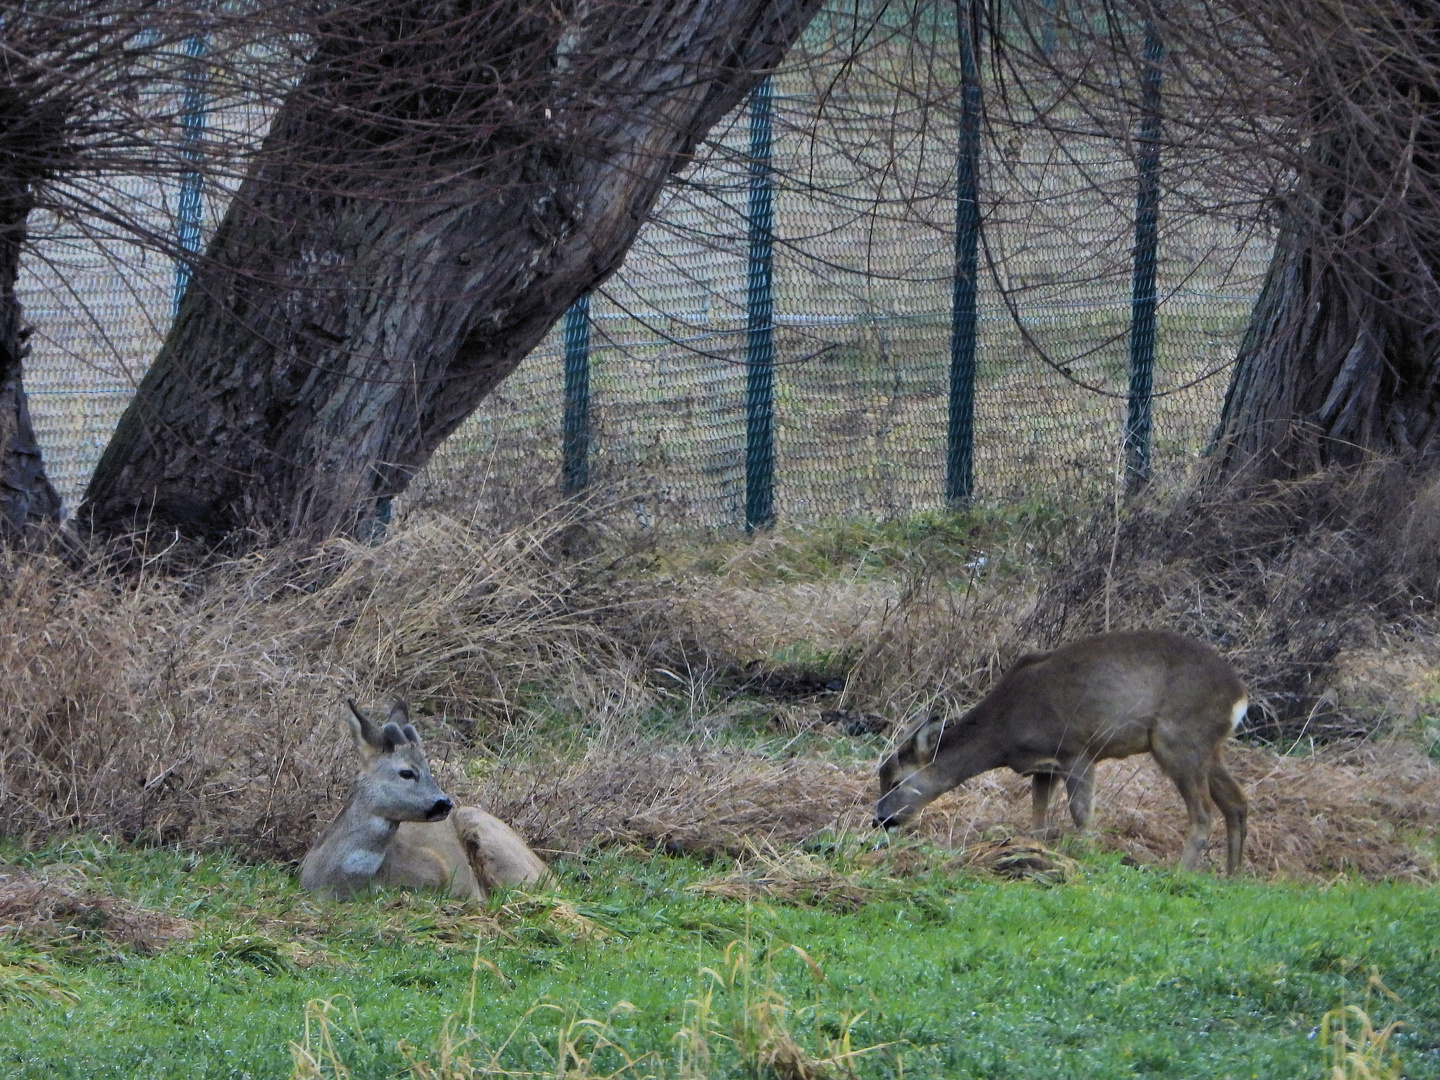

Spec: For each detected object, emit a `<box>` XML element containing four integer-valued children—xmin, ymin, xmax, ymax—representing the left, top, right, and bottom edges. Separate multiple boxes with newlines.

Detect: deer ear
<box><xmin>378</xmin><ymin>722</ymin><xmax>411</xmax><ymax>752</ymax></box>
<box><xmin>387</xmin><ymin>701</ymin><xmax>411</xmax><ymax>727</ymax></box>
<box><xmin>913</xmin><ymin>714</ymin><xmax>947</xmax><ymax>760</ymax></box>
<box><xmin>345</xmin><ymin>700</ymin><xmax>385</xmax><ymax>756</ymax></box>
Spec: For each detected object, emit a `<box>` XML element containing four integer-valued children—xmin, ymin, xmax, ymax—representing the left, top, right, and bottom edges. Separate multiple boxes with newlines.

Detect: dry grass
<box><xmin>687</xmin><ymin>844</ymin><xmax>876</xmax><ymax>911</ymax></box>
<box><xmin>0</xmin><ymin>866</ymin><xmax>194</xmax><ymax>952</ymax></box>
<box><xmin>478</xmin><ymin>747</ymin><xmax>869</xmax><ymax>860</ymax></box>
<box><xmin>291</xmin><ymin>930</ymin><xmax>881</xmax><ymax>1080</ymax></box>
<box><xmin>477</xmin><ymin>740</ymin><xmax>1439</xmax><ymax>883</ymax></box>
<box><xmin>943</xmin><ymin>838</ymin><xmax>1080</xmax><ymax>884</ymax></box>
<box><xmin>664</xmin><ymin>513</ymin><xmax>1063</xmax><ymax>720</ymax></box>
<box><xmin>1319</xmin><ymin>971</ymin><xmax>1408</xmax><ymax>1080</ymax></box>
<box><xmin>681</xmin><ymin>462</ymin><xmax>1440</xmax><ymax>739</ymax></box>
<box><xmin>1022</xmin><ymin>461</ymin><xmax>1440</xmax><ymax>741</ymax></box>
<box><xmin>0</xmin><ymin>503</ymin><xmax>658</xmax><ymax>858</ymax></box>
<box><xmin>2</xmin><ymin>471</ymin><xmax>1436</xmax><ymax>884</ymax></box>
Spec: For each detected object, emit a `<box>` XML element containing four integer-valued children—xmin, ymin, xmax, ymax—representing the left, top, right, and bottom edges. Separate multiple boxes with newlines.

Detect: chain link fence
<box><xmin>18</xmin><ymin>23</ymin><xmax>1274</xmax><ymax>530</ymax></box>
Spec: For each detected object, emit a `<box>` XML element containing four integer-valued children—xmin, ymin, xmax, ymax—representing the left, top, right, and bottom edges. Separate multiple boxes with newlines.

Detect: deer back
<box><xmin>877</xmin><ymin>631</ymin><xmax>1246</xmax><ymax>825</ymax></box>
<box><xmin>453</xmin><ymin>807</ymin><xmax>551</xmax><ymax>893</ymax></box>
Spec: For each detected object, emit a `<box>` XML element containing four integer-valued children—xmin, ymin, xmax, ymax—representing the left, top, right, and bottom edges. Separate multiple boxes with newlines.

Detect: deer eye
<box><xmin>398</xmin><ymin>769</ymin><xmax>417</xmax><ymax>780</ymax></box>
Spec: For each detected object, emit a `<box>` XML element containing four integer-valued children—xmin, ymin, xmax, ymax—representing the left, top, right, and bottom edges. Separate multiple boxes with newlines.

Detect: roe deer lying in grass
<box><xmin>300</xmin><ymin>701</ymin><xmax>549</xmax><ymax>900</ymax></box>
<box><xmin>874</xmin><ymin>630</ymin><xmax>1249</xmax><ymax>873</ymax></box>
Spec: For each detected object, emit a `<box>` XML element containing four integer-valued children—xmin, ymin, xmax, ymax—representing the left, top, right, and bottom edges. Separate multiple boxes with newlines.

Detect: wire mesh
<box><xmin>17</xmin><ymin>10</ymin><xmax>1274</xmax><ymax>529</ymax></box>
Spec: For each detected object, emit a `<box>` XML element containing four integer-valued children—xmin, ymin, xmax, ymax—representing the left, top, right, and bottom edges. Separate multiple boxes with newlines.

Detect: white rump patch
<box><xmin>1230</xmin><ymin>696</ymin><xmax>1248</xmax><ymax>731</ymax></box>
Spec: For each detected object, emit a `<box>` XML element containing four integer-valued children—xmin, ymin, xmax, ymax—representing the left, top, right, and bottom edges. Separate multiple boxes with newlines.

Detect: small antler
<box><xmin>384</xmin><ymin>700</ymin><xmax>421</xmax><ymax>747</ymax></box>
<box><xmin>344</xmin><ymin>699</ymin><xmax>384</xmax><ymax>751</ymax></box>
<box><xmin>344</xmin><ymin>699</ymin><xmax>420</xmax><ymax>754</ymax></box>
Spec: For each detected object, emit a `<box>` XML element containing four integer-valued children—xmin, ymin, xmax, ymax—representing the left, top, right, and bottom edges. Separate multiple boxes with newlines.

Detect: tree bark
<box><xmin>0</xmin><ymin>89</ymin><xmax>63</xmax><ymax>544</ymax></box>
<box><xmin>1207</xmin><ymin>2</ymin><xmax>1440</xmax><ymax>484</ymax></box>
<box><xmin>81</xmin><ymin>0</ymin><xmax>826</xmax><ymax>544</ymax></box>
<box><xmin>1209</xmin><ymin>216</ymin><xmax>1440</xmax><ymax>482</ymax></box>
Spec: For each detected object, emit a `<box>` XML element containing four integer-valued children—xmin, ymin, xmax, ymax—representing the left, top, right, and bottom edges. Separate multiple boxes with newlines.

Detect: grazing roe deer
<box><xmin>300</xmin><ymin>701</ymin><xmax>549</xmax><ymax>900</ymax></box>
<box><xmin>874</xmin><ymin>630</ymin><xmax>1249</xmax><ymax>873</ymax></box>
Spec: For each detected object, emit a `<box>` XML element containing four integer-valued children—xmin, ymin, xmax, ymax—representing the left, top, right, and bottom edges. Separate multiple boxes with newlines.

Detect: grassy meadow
<box><xmin>1</xmin><ymin>491</ymin><xmax>1438</xmax><ymax>1079</ymax></box>
<box><xmin>1</xmin><ymin>836</ymin><xmax>1437</xmax><ymax>1080</ymax></box>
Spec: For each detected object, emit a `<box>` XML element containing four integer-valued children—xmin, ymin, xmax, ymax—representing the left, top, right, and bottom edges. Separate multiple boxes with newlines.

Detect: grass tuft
<box><xmin>687</xmin><ymin>844</ymin><xmax>877</xmax><ymax>912</ymax></box>
<box><xmin>945</xmin><ymin>837</ymin><xmax>1080</xmax><ymax>885</ymax></box>
<box><xmin>0</xmin><ymin>948</ymin><xmax>78</xmax><ymax>1011</ymax></box>
<box><xmin>288</xmin><ymin>923</ymin><xmax>883</xmax><ymax>1080</ymax></box>
<box><xmin>1318</xmin><ymin>970</ymin><xmax>1406</xmax><ymax>1080</ymax></box>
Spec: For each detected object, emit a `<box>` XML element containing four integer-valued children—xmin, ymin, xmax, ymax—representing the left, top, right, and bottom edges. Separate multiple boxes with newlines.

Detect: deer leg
<box><xmin>1030</xmin><ymin>773</ymin><xmax>1059</xmax><ymax>838</ymax></box>
<box><xmin>1207</xmin><ymin>759</ymin><xmax>1248</xmax><ymax>875</ymax></box>
<box><xmin>1151</xmin><ymin>736</ymin><xmax>1219</xmax><ymax>871</ymax></box>
<box><xmin>1063</xmin><ymin>760</ymin><xmax>1096</xmax><ymax>831</ymax></box>
<box><xmin>1168</xmin><ymin>768</ymin><xmax>1215</xmax><ymax>872</ymax></box>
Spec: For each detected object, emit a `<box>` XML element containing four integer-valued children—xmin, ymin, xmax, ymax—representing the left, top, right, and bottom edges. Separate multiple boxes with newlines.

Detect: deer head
<box><xmin>344</xmin><ymin>700</ymin><xmax>454</xmax><ymax>824</ymax></box>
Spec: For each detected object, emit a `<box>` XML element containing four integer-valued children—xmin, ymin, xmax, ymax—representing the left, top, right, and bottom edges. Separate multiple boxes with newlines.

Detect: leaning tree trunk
<box><xmin>0</xmin><ymin>88</ymin><xmax>63</xmax><ymax>544</ymax></box>
<box><xmin>81</xmin><ymin>0</ymin><xmax>826</xmax><ymax>545</ymax></box>
<box><xmin>1208</xmin><ymin>217</ymin><xmax>1440</xmax><ymax>482</ymax></box>
<box><xmin>1207</xmin><ymin>2</ymin><xmax>1440</xmax><ymax>484</ymax></box>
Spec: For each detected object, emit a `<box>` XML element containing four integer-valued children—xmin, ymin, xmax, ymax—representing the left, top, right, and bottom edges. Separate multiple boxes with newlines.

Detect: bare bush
<box><xmin>0</xmin><ymin>503</ymin><xmax>657</xmax><ymax>857</ymax></box>
<box><xmin>1023</xmin><ymin>461</ymin><xmax>1440</xmax><ymax>741</ymax></box>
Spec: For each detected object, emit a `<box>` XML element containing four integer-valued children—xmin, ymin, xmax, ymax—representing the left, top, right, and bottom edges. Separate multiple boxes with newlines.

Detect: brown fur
<box><xmin>300</xmin><ymin>701</ymin><xmax>549</xmax><ymax>900</ymax></box>
<box><xmin>875</xmin><ymin>630</ymin><xmax>1250</xmax><ymax>873</ymax></box>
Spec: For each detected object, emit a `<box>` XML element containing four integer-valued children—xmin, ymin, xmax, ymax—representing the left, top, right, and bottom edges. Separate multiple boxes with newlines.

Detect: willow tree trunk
<box><xmin>81</xmin><ymin>0</ymin><xmax>825</xmax><ymax>544</ymax></box>
<box><xmin>1207</xmin><ymin>3</ymin><xmax>1440</xmax><ymax>483</ymax></box>
<box><xmin>0</xmin><ymin>89</ymin><xmax>63</xmax><ymax>544</ymax></box>
<box><xmin>1209</xmin><ymin>220</ymin><xmax>1440</xmax><ymax>482</ymax></box>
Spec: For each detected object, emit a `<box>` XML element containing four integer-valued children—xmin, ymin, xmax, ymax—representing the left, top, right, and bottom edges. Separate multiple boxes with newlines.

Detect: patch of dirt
<box><xmin>0</xmin><ymin>868</ymin><xmax>195</xmax><ymax>952</ymax></box>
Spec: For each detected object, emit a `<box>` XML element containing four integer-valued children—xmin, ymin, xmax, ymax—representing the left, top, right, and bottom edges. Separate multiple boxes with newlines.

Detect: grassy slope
<box><xmin>0</xmin><ymin>839</ymin><xmax>1436</xmax><ymax>1080</ymax></box>
<box><xmin>2</xmin><ymin>505</ymin><xmax>1437</xmax><ymax>1079</ymax></box>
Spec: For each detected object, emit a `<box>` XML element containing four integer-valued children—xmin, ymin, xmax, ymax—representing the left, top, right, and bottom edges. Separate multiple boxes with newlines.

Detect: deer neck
<box><xmin>932</xmin><ymin>726</ymin><xmax>1007</xmax><ymax>789</ymax></box>
<box><xmin>302</xmin><ymin>785</ymin><xmax>402</xmax><ymax>895</ymax></box>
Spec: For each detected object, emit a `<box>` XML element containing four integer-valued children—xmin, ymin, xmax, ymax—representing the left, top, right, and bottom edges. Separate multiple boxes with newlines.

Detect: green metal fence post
<box><xmin>1125</xmin><ymin>15</ymin><xmax>1164</xmax><ymax>490</ymax></box>
<box><xmin>173</xmin><ymin>34</ymin><xmax>207</xmax><ymax>317</ymax></box>
<box><xmin>561</xmin><ymin>292</ymin><xmax>592</xmax><ymax>493</ymax></box>
<box><xmin>1039</xmin><ymin>0</ymin><xmax>1058</xmax><ymax>55</ymax></box>
<box><xmin>744</xmin><ymin>75</ymin><xmax>776</xmax><ymax>531</ymax></box>
<box><xmin>947</xmin><ymin>0</ymin><xmax>983</xmax><ymax>506</ymax></box>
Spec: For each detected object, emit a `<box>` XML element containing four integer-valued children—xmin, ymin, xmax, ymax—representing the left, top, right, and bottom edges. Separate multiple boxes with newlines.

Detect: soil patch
<box><xmin>0</xmin><ymin>868</ymin><xmax>195</xmax><ymax>952</ymax></box>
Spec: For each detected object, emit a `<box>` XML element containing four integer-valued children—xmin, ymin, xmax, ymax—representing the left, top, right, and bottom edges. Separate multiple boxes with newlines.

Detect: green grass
<box><xmin>0</xmin><ymin>837</ymin><xmax>1436</xmax><ymax>1079</ymax></box>
<box><xmin>655</xmin><ymin>501</ymin><xmax>1081</xmax><ymax>587</ymax></box>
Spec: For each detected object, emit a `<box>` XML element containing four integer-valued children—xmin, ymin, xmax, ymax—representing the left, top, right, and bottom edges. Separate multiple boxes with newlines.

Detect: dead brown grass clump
<box><xmin>883</xmin><ymin>742</ymin><xmax>1440</xmax><ymax>881</ymax></box>
<box><xmin>0</xmin><ymin>504</ymin><xmax>657</xmax><ymax>857</ymax></box>
<box><xmin>479</xmin><ymin>741</ymin><xmax>1438</xmax><ymax>882</ymax></box>
<box><xmin>479</xmin><ymin>746</ymin><xmax>869</xmax><ymax>858</ymax></box>
<box><xmin>688</xmin><ymin>844</ymin><xmax>876</xmax><ymax>910</ymax></box>
<box><xmin>0</xmin><ymin>867</ymin><xmax>194</xmax><ymax>952</ymax></box>
<box><xmin>945</xmin><ymin>839</ymin><xmax>1079</xmax><ymax>884</ymax></box>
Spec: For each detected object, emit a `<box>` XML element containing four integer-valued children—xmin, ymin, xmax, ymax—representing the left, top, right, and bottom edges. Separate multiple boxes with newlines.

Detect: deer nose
<box><xmin>872</xmin><ymin>808</ymin><xmax>901</xmax><ymax>829</ymax></box>
<box><xmin>425</xmin><ymin>798</ymin><xmax>454</xmax><ymax>821</ymax></box>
